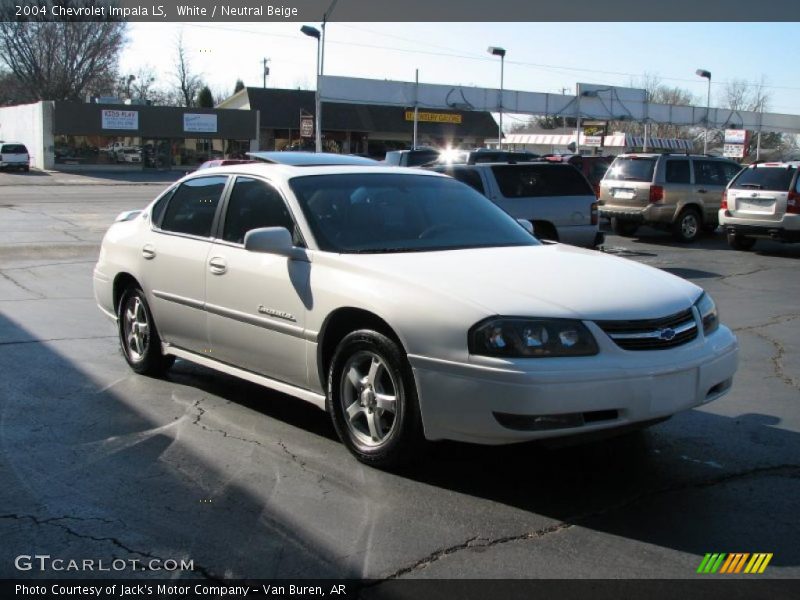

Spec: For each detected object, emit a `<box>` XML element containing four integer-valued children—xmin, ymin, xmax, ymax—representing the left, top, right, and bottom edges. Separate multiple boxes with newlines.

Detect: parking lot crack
<box><xmin>276</xmin><ymin>440</ymin><xmax>308</xmax><ymax>471</ymax></box>
<box><xmin>0</xmin><ymin>269</ymin><xmax>44</xmax><ymax>298</ymax></box>
<box><xmin>0</xmin><ymin>513</ymin><xmax>219</xmax><ymax>579</ymax></box>
<box><xmin>749</xmin><ymin>331</ymin><xmax>800</xmax><ymax>392</ymax></box>
<box><xmin>190</xmin><ymin>399</ymin><xmax>266</xmax><ymax>449</ymax></box>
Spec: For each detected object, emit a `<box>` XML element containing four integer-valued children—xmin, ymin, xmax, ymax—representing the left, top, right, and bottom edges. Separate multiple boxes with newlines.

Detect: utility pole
<box><xmin>262</xmin><ymin>58</ymin><xmax>270</xmax><ymax>88</ymax></box>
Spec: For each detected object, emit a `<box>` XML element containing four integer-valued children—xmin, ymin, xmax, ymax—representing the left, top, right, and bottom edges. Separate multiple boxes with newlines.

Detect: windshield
<box><xmin>605</xmin><ymin>157</ymin><xmax>657</xmax><ymax>182</ymax></box>
<box><xmin>289</xmin><ymin>173</ymin><xmax>539</xmax><ymax>253</ymax></box>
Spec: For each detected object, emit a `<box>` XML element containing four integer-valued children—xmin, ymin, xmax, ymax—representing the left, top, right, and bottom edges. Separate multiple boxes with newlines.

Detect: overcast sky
<box><xmin>120</xmin><ymin>22</ymin><xmax>800</xmax><ymax>121</ymax></box>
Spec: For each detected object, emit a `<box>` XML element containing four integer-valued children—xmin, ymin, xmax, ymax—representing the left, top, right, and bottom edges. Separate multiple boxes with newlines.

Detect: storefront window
<box><xmin>54</xmin><ymin>135</ymin><xmax>142</xmax><ymax>166</ymax></box>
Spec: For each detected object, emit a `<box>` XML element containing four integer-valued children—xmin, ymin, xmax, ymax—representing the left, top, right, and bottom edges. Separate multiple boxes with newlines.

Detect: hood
<box><xmin>324</xmin><ymin>244</ymin><xmax>702</xmax><ymax>321</ymax></box>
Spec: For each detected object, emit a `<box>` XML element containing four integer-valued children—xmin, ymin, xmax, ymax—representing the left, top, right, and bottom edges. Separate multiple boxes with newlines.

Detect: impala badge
<box><xmin>258</xmin><ymin>305</ymin><xmax>297</xmax><ymax>322</ymax></box>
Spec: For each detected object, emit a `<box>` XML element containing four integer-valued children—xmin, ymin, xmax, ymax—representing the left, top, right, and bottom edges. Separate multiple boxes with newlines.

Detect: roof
<box><xmin>246</xmin><ymin>151</ymin><xmax>379</xmax><ymax>166</ymax></box>
<box><xmin>242</xmin><ymin>87</ymin><xmax>498</xmax><ymax>137</ymax></box>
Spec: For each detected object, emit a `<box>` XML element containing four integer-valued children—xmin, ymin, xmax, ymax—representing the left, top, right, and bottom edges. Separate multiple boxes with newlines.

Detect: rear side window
<box><xmin>720</xmin><ymin>162</ymin><xmax>742</xmax><ymax>182</ymax></box>
<box><xmin>491</xmin><ymin>164</ymin><xmax>593</xmax><ymax>198</ymax></box>
<box><xmin>160</xmin><ymin>176</ymin><xmax>227</xmax><ymax>237</ymax></box>
<box><xmin>588</xmin><ymin>161</ymin><xmax>611</xmax><ymax>184</ymax></box>
<box><xmin>605</xmin><ymin>157</ymin><xmax>656</xmax><ymax>182</ymax></box>
<box><xmin>1</xmin><ymin>144</ymin><xmax>27</xmax><ymax>154</ymax></box>
<box><xmin>694</xmin><ymin>160</ymin><xmax>731</xmax><ymax>186</ymax></box>
<box><xmin>731</xmin><ymin>167</ymin><xmax>796</xmax><ymax>192</ymax></box>
<box><xmin>222</xmin><ymin>177</ymin><xmax>296</xmax><ymax>244</ymax></box>
<box><xmin>383</xmin><ymin>152</ymin><xmax>401</xmax><ymax>166</ymax></box>
<box><xmin>439</xmin><ymin>168</ymin><xmax>486</xmax><ymax>195</ymax></box>
<box><xmin>665</xmin><ymin>160</ymin><xmax>690</xmax><ymax>184</ymax></box>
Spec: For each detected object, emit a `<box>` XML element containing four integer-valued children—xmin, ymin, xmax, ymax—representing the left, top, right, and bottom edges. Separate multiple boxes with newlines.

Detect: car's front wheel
<box><xmin>327</xmin><ymin>330</ymin><xmax>425</xmax><ymax>469</ymax></box>
<box><xmin>118</xmin><ymin>287</ymin><xmax>174</xmax><ymax>376</ymax></box>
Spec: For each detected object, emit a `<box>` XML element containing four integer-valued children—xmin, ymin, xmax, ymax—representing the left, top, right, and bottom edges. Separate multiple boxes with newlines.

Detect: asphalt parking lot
<box><xmin>1</xmin><ymin>176</ymin><xmax>798</xmax><ymax>582</ymax></box>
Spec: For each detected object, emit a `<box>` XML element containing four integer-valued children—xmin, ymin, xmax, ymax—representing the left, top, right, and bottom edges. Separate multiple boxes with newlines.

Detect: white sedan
<box><xmin>93</xmin><ymin>156</ymin><xmax>738</xmax><ymax>468</ymax></box>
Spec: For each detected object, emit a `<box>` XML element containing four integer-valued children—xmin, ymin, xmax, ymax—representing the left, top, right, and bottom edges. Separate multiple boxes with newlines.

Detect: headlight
<box><xmin>470</xmin><ymin>318</ymin><xmax>599</xmax><ymax>358</ymax></box>
<box><xmin>695</xmin><ymin>293</ymin><xmax>719</xmax><ymax>335</ymax></box>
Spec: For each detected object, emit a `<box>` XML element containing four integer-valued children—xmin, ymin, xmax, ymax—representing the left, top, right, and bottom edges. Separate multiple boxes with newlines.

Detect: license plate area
<box><xmin>612</xmin><ymin>188</ymin><xmax>636</xmax><ymax>200</ymax></box>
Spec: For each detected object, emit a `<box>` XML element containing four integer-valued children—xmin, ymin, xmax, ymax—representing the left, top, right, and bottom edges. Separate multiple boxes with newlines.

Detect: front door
<box><xmin>205</xmin><ymin>176</ymin><xmax>311</xmax><ymax>388</ymax></box>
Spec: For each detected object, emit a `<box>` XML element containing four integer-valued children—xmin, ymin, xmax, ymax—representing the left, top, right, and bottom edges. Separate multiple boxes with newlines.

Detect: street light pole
<box><xmin>696</xmin><ymin>69</ymin><xmax>712</xmax><ymax>154</ymax></box>
<box><xmin>488</xmin><ymin>46</ymin><xmax>506</xmax><ymax>150</ymax></box>
<box><xmin>301</xmin><ymin>25</ymin><xmax>322</xmax><ymax>152</ymax></box>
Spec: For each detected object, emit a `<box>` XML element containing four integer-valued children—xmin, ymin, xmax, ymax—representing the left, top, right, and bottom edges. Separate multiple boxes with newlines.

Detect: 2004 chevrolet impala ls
<box><xmin>94</xmin><ymin>156</ymin><xmax>738</xmax><ymax>468</ymax></box>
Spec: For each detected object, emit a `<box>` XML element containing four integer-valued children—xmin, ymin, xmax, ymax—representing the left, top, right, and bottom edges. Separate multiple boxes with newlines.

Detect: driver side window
<box><xmin>222</xmin><ymin>177</ymin><xmax>302</xmax><ymax>246</ymax></box>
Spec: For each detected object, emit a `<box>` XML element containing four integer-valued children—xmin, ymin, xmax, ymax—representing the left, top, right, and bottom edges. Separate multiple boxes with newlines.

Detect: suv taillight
<box><xmin>649</xmin><ymin>185</ymin><xmax>664</xmax><ymax>203</ymax></box>
<box><xmin>721</xmin><ymin>190</ymin><xmax>728</xmax><ymax>210</ymax></box>
<box><xmin>788</xmin><ymin>190</ymin><xmax>800</xmax><ymax>214</ymax></box>
<box><xmin>591</xmin><ymin>201</ymin><xmax>598</xmax><ymax>225</ymax></box>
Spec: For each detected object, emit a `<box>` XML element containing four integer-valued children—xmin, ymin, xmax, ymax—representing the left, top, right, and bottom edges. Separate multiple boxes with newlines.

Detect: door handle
<box><xmin>142</xmin><ymin>244</ymin><xmax>156</xmax><ymax>259</ymax></box>
<box><xmin>209</xmin><ymin>257</ymin><xmax>227</xmax><ymax>275</ymax></box>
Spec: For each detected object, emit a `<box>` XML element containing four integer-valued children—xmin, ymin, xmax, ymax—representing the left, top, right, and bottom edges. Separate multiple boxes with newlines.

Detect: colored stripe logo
<box><xmin>697</xmin><ymin>553</ymin><xmax>773</xmax><ymax>574</ymax></box>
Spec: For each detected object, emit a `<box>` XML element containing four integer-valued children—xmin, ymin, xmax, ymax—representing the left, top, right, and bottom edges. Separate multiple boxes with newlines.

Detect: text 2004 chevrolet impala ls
<box><xmin>94</xmin><ymin>157</ymin><xmax>738</xmax><ymax>468</ymax></box>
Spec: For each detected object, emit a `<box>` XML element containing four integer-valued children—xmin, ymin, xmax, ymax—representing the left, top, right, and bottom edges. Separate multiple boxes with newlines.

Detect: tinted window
<box><xmin>1</xmin><ymin>144</ymin><xmax>27</xmax><ymax>154</ymax></box>
<box><xmin>160</xmin><ymin>176</ymin><xmax>227</xmax><ymax>237</ymax></box>
<box><xmin>405</xmin><ymin>150</ymin><xmax>440</xmax><ymax>166</ymax></box>
<box><xmin>491</xmin><ymin>164</ymin><xmax>593</xmax><ymax>198</ymax></box>
<box><xmin>665</xmin><ymin>160</ymin><xmax>690</xmax><ymax>184</ymax></box>
<box><xmin>605</xmin><ymin>157</ymin><xmax>657</xmax><ymax>182</ymax></box>
<box><xmin>588</xmin><ymin>161</ymin><xmax>611</xmax><ymax>184</ymax></box>
<box><xmin>694</xmin><ymin>160</ymin><xmax>730</xmax><ymax>186</ymax></box>
<box><xmin>731</xmin><ymin>166</ymin><xmax>797</xmax><ymax>192</ymax></box>
<box><xmin>720</xmin><ymin>162</ymin><xmax>742</xmax><ymax>182</ymax></box>
<box><xmin>151</xmin><ymin>187</ymin><xmax>176</xmax><ymax>227</ymax></box>
<box><xmin>223</xmin><ymin>177</ymin><xmax>295</xmax><ymax>244</ymax></box>
<box><xmin>289</xmin><ymin>173</ymin><xmax>537</xmax><ymax>253</ymax></box>
<box><xmin>439</xmin><ymin>167</ymin><xmax>485</xmax><ymax>194</ymax></box>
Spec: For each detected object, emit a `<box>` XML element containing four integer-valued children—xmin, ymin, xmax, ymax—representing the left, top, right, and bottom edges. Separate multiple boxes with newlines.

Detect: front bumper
<box><xmin>409</xmin><ymin>325</ymin><xmax>738</xmax><ymax>444</ymax></box>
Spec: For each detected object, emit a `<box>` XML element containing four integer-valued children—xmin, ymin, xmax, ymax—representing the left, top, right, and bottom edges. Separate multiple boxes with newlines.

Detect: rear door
<box><xmin>662</xmin><ymin>157</ymin><xmax>693</xmax><ymax>213</ymax></box>
<box><xmin>692</xmin><ymin>159</ymin><xmax>736</xmax><ymax>223</ymax></box>
<box><xmin>727</xmin><ymin>165</ymin><xmax>797</xmax><ymax>222</ymax></box>
<box><xmin>142</xmin><ymin>175</ymin><xmax>228</xmax><ymax>351</ymax></box>
<box><xmin>0</xmin><ymin>143</ymin><xmax>29</xmax><ymax>166</ymax></box>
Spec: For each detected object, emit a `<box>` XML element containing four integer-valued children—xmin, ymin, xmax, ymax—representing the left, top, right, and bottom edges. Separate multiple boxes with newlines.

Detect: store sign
<box><xmin>724</xmin><ymin>129</ymin><xmax>748</xmax><ymax>144</ymax></box>
<box><xmin>723</xmin><ymin>144</ymin><xmax>746</xmax><ymax>158</ymax></box>
<box><xmin>583</xmin><ymin>135</ymin><xmax>603</xmax><ymax>147</ymax></box>
<box><xmin>101</xmin><ymin>110</ymin><xmax>138</xmax><ymax>130</ymax></box>
<box><xmin>183</xmin><ymin>113</ymin><xmax>218</xmax><ymax>133</ymax></box>
<box><xmin>404</xmin><ymin>111</ymin><xmax>462</xmax><ymax>124</ymax></box>
<box><xmin>300</xmin><ymin>117</ymin><xmax>314</xmax><ymax>138</ymax></box>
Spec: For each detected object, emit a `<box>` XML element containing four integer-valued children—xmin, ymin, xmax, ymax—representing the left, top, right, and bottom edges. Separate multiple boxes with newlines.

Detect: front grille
<box><xmin>596</xmin><ymin>308</ymin><xmax>698</xmax><ymax>351</ymax></box>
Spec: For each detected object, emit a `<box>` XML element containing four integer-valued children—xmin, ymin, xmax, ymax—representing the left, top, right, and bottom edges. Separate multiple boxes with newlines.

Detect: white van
<box><xmin>0</xmin><ymin>142</ymin><xmax>30</xmax><ymax>172</ymax></box>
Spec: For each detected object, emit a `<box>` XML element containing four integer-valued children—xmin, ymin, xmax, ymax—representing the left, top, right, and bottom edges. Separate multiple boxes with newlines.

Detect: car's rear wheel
<box><xmin>672</xmin><ymin>207</ymin><xmax>702</xmax><ymax>243</ymax></box>
<box><xmin>118</xmin><ymin>287</ymin><xmax>174</xmax><ymax>376</ymax></box>
<box><xmin>727</xmin><ymin>232</ymin><xmax>757</xmax><ymax>251</ymax></box>
<box><xmin>610</xmin><ymin>217</ymin><xmax>639</xmax><ymax>237</ymax></box>
<box><xmin>327</xmin><ymin>330</ymin><xmax>425</xmax><ymax>469</ymax></box>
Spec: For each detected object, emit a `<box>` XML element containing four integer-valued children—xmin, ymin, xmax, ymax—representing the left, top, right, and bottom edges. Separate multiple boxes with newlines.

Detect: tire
<box><xmin>532</xmin><ymin>221</ymin><xmax>558</xmax><ymax>242</ymax></box>
<box><xmin>610</xmin><ymin>217</ymin><xmax>639</xmax><ymax>237</ymax></box>
<box><xmin>727</xmin><ymin>232</ymin><xmax>756</xmax><ymax>251</ymax></box>
<box><xmin>118</xmin><ymin>287</ymin><xmax>174</xmax><ymax>376</ymax></box>
<box><xmin>327</xmin><ymin>330</ymin><xmax>425</xmax><ymax>469</ymax></box>
<box><xmin>672</xmin><ymin>207</ymin><xmax>702</xmax><ymax>243</ymax></box>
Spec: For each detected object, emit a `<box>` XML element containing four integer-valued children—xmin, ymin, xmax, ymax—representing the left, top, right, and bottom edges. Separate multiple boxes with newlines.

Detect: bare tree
<box><xmin>173</xmin><ymin>33</ymin><xmax>203</xmax><ymax>107</ymax></box>
<box><xmin>722</xmin><ymin>77</ymin><xmax>770</xmax><ymax>113</ymax></box>
<box><xmin>0</xmin><ymin>1</ymin><xmax>127</xmax><ymax>101</ymax></box>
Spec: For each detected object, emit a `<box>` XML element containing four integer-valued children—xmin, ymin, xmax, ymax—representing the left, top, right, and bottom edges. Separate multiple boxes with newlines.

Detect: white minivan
<box><xmin>0</xmin><ymin>142</ymin><xmax>30</xmax><ymax>172</ymax></box>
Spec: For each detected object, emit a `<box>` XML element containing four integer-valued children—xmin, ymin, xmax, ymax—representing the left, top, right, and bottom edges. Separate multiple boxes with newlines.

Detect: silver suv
<box><xmin>719</xmin><ymin>161</ymin><xmax>800</xmax><ymax>250</ymax></box>
<box><xmin>599</xmin><ymin>153</ymin><xmax>741</xmax><ymax>242</ymax></box>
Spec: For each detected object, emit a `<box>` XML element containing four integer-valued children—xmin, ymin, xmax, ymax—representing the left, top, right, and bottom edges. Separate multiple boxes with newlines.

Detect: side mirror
<box><xmin>517</xmin><ymin>219</ymin><xmax>534</xmax><ymax>234</ymax></box>
<box><xmin>244</xmin><ymin>227</ymin><xmax>307</xmax><ymax>261</ymax></box>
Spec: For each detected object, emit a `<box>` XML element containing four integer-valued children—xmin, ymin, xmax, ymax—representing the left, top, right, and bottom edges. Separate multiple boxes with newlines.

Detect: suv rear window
<box><xmin>1</xmin><ymin>144</ymin><xmax>27</xmax><ymax>154</ymax></box>
<box><xmin>731</xmin><ymin>166</ymin><xmax>797</xmax><ymax>192</ymax></box>
<box><xmin>491</xmin><ymin>164</ymin><xmax>593</xmax><ymax>198</ymax></box>
<box><xmin>605</xmin><ymin>157</ymin><xmax>656</xmax><ymax>182</ymax></box>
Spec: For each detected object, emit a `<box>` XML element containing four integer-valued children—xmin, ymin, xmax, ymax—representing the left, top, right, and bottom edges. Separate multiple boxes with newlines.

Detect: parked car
<box><xmin>0</xmin><ymin>142</ymin><xmax>30</xmax><ymax>172</ymax></box>
<box><xmin>383</xmin><ymin>148</ymin><xmax>441</xmax><ymax>167</ymax></box>
<box><xmin>116</xmin><ymin>148</ymin><xmax>142</xmax><ymax>164</ymax></box>
<box><xmin>541</xmin><ymin>154</ymin><xmax>613</xmax><ymax>197</ymax></box>
<box><xmin>94</xmin><ymin>158</ymin><xmax>738</xmax><ymax>468</ymax></box>
<box><xmin>599</xmin><ymin>153</ymin><xmax>742</xmax><ymax>242</ymax></box>
<box><xmin>467</xmin><ymin>149</ymin><xmax>540</xmax><ymax>164</ymax></box>
<box><xmin>429</xmin><ymin>161</ymin><xmax>602</xmax><ymax>248</ymax></box>
<box><xmin>719</xmin><ymin>161</ymin><xmax>800</xmax><ymax>250</ymax></box>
